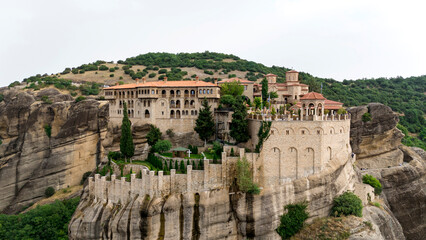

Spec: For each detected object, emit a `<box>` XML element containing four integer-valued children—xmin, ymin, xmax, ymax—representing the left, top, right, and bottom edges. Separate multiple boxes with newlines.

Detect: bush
<box><xmin>158</xmin><ymin>69</ymin><xmax>167</xmax><ymax>74</ymax></box>
<box><xmin>8</xmin><ymin>81</ymin><xmax>20</xmax><ymax>88</ymax></box>
<box><xmin>236</xmin><ymin>157</ymin><xmax>260</xmax><ymax>194</ymax></box>
<box><xmin>330</xmin><ymin>192</ymin><xmax>363</xmax><ymax>217</ymax></box>
<box><xmin>110</xmin><ymin>74</ymin><xmax>114</xmax><ymax>77</ymax></box>
<box><xmin>41</xmin><ymin>95</ymin><xmax>52</xmax><ymax>104</ymax></box>
<box><xmin>152</xmin><ymin>140</ymin><xmax>172</xmax><ymax>153</ymax></box>
<box><xmin>45</xmin><ymin>187</ymin><xmax>55</xmax><ymax>197</ymax></box>
<box><xmin>276</xmin><ymin>202</ymin><xmax>309</xmax><ymax>239</ymax></box>
<box><xmin>44</xmin><ymin>124</ymin><xmax>52</xmax><ymax>138</ymax></box>
<box><xmin>109</xmin><ymin>68</ymin><xmax>115</xmax><ymax>72</ymax></box>
<box><xmin>362</xmin><ymin>174</ymin><xmax>382</xmax><ymax>195</ymax></box>
<box><xmin>75</xmin><ymin>96</ymin><xmax>86</xmax><ymax>102</ymax></box>
<box><xmin>362</xmin><ymin>112</ymin><xmax>372</xmax><ymax>122</ymax></box>
<box><xmin>0</xmin><ymin>94</ymin><xmax>3</xmax><ymax>102</ymax></box>
<box><xmin>204</xmin><ymin>70</ymin><xmax>214</xmax><ymax>75</ymax></box>
<box><xmin>70</xmin><ymin>91</ymin><xmax>77</xmax><ymax>97</ymax></box>
<box><xmin>81</xmin><ymin>171</ymin><xmax>92</xmax><ymax>184</ymax></box>
<box><xmin>99</xmin><ymin>65</ymin><xmax>108</xmax><ymax>71</ymax></box>
<box><xmin>148</xmin><ymin>73</ymin><xmax>156</xmax><ymax>78</ymax></box>
<box><xmin>146</xmin><ymin>124</ymin><xmax>162</xmax><ymax>146</ymax></box>
<box><xmin>166</xmin><ymin>128</ymin><xmax>175</xmax><ymax>137</ymax></box>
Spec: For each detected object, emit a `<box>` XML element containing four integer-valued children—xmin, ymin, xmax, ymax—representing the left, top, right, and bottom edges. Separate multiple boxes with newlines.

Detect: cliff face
<box><xmin>0</xmin><ymin>88</ymin><xmax>108</xmax><ymax>213</ymax></box>
<box><xmin>349</xmin><ymin>103</ymin><xmax>426</xmax><ymax>240</ymax></box>
<box><xmin>69</xmin><ymin>153</ymin><xmax>358</xmax><ymax>239</ymax></box>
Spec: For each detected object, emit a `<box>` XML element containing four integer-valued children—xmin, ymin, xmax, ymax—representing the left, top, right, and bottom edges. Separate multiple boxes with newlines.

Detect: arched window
<box><xmin>176</xmin><ymin>100</ymin><xmax>181</xmax><ymax>108</ymax></box>
<box><xmin>195</xmin><ymin>110</ymin><xmax>198</xmax><ymax>115</ymax></box>
<box><xmin>184</xmin><ymin>90</ymin><xmax>189</xmax><ymax>95</ymax></box>
<box><xmin>203</xmin><ymin>90</ymin><xmax>206</xmax><ymax>94</ymax></box>
<box><xmin>184</xmin><ymin>100</ymin><xmax>189</xmax><ymax>108</ymax></box>
<box><xmin>170</xmin><ymin>110</ymin><xmax>175</xmax><ymax>118</ymax></box>
<box><xmin>191</xmin><ymin>90</ymin><xmax>195</xmax><ymax>95</ymax></box>
<box><xmin>176</xmin><ymin>90</ymin><xmax>181</xmax><ymax>96</ymax></box>
<box><xmin>176</xmin><ymin>110</ymin><xmax>181</xmax><ymax>119</ymax></box>
<box><xmin>199</xmin><ymin>90</ymin><xmax>202</xmax><ymax>94</ymax></box>
<box><xmin>162</xmin><ymin>90</ymin><xmax>166</xmax><ymax>96</ymax></box>
<box><xmin>207</xmin><ymin>89</ymin><xmax>210</xmax><ymax>94</ymax></box>
<box><xmin>145</xmin><ymin>109</ymin><xmax>150</xmax><ymax>118</ymax></box>
<box><xmin>170</xmin><ymin>90</ymin><xmax>175</xmax><ymax>97</ymax></box>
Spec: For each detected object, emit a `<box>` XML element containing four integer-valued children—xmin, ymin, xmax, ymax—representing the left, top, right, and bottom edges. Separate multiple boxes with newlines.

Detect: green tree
<box><xmin>146</xmin><ymin>124</ymin><xmax>162</xmax><ymax>146</ymax></box>
<box><xmin>254</xmin><ymin>97</ymin><xmax>262</xmax><ymax>110</ymax></box>
<box><xmin>120</xmin><ymin>102</ymin><xmax>134</xmax><ymax>162</ymax></box>
<box><xmin>236</xmin><ymin>157</ymin><xmax>260</xmax><ymax>194</ymax></box>
<box><xmin>261</xmin><ymin>78</ymin><xmax>268</xmax><ymax>101</ymax></box>
<box><xmin>276</xmin><ymin>202</ymin><xmax>309</xmax><ymax>239</ymax></box>
<box><xmin>180</xmin><ymin>160</ymin><xmax>186</xmax><ymax>173</ymax></box>
<box><xmin>230</xmin><ymin>97</ymin><xmax>250</xmax><ymax>143</ymax></box>
<box><xmin>220</xmin><ymin>81</ymin><xmax>244</xmax><ymax>97</ymax></box>
<box><xmin>194</xmin><ymin>98</ymin><xmax>215</xmax><ymax>144</ymax></box>
<box><xmin>153</xmin><ymin>140</ymin><xmax>172</xmax><ymax>153</ymax></box>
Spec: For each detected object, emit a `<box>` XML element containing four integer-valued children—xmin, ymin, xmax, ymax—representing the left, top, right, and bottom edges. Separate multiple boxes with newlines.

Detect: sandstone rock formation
<box><xmin>350</xmin><ymin>103</ymin><xmax>425</xmax><ymax>240</ymax></box>
<box><xmin>0</xmin><ymin>88</ymin><xmax>108</xmax><ymax>213</ymax></box>
<box><xmin>348</xmin><ymin>103</ymin><xmax>404</xmax><ymax>169</ymax></box>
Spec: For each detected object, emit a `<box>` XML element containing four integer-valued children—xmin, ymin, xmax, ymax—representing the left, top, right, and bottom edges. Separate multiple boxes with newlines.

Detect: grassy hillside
<box><xmin>9</xmin><ymin>52</ymin><xmax>425</xmax><ymax>149</ymax></box>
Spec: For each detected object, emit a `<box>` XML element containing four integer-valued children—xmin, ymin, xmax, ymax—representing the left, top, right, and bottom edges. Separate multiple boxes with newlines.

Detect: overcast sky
<box><xmin>1</xmin><ymin>0</ymin><xmax>425</xmax><ymax>87</ymax></box>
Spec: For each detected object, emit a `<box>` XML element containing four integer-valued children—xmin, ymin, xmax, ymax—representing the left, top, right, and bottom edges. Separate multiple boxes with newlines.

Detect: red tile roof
<box><xmin>286</xmin><ymin>70</ymin><xmax>298</xmax><ymax>73</ymax></box>
<box><xmin>218</xmin><ymin>78</ymin><xmax>254</xmax><ymax>84</ymax></box>
<box><xmin>104</xmin><ymin>80</ymin><xmax>218</xmax><ymax>90</ymax></box>
<box><xmin>300</xmin><ymin>92</ymin><xmax>326</xmax><ymax>100</ymax></box>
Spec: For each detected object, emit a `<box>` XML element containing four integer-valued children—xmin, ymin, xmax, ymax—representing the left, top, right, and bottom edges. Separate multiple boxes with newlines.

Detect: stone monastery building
<box><xmin>104</xmin><ymin>70</ymin><xmax>343</xmax><ymax>133</ymax></box>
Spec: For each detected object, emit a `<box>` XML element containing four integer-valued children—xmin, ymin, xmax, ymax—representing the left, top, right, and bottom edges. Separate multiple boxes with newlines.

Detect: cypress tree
<box><xmin>175</xmin><ymin>160</ymin><xmax>178</xmax><ymax>171</ymax></box>
<box><xmin>230</xmin><ymin>97</ymin><xmax>250</xmax><ymax>143</ymax></box>
<box><xmin>194</xmin><ymin>98</ymin><xmax>215</xmax><ymax>144</ymax></box>
<box><xmin>199</xmin><ymin>159</ymin><xmax>204</xmax><ymax>170</ymax></box>
<box><xmin>192</xmin><ymin>160</ymin><xmax>196</xmax><ymax>169</ymax></box>
<box><xmin>261</xmin><ymin>78</ymin><xmax>268</xmax><ymax>102</ymax></box>
<box><xmin>120</xmin><ymin>102</ymin><xmax>134</xmax><ymax>162</ymax></box>
<box><xmin>180</xmin><ymin>160</ymin><xmax>186</xmax><ymax>173</ymax></box>
<box><xmin>187</xmin><ymin>159</ymin><xmax>190</xmax><ymax>168</ymax></box>
<box><xmin>169</xmin><ymin>159</ymin><xmax>173</xmax><ymax>169</ymax></box>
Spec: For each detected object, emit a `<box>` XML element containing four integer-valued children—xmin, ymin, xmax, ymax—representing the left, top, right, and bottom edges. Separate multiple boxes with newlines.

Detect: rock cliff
<box><xmin>0</xmin><ymin>88</ymin><xmax>108</xmax><ymax>213</ymax></box>
<box><xmin>349</xmin><ymin>103</ymin><xmax>426</xmax><ymax>240</ymax></box>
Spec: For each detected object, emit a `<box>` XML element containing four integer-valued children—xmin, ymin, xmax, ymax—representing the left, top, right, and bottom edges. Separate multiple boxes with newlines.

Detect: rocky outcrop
<box><xmin>0</xmin><ymin>89</ymin><xmax>108</xmax><ymax>213</ymax></box>
<box><xmin>362</xmin><ymin>147</ymin><xmax>425</xmax><ymax>240</ymax></box>
<box><xmin>348</xmin><ymin>103</ymin><xmax>404</xmax><ymax>168</ymax></box>
<box><xmin>350</xmin><ymin>103</ymin><xmax>425</xmax><ymax>240</ymax></box>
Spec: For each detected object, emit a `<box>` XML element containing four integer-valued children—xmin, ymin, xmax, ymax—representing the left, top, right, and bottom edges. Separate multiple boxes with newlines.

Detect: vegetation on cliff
<box><xmin>236</xmin><ymin>157</ymin><xmax>260</xmax><ymax>194</ymax></box>
<box><xmin>195</xmin><ymin>98</ymin><xmax>215</xmax><ymax>142</ymax></box>
<box><xmin>120</xmin><ymin>102</ymin><xmax>135</xmax><ymax>161</ymax></box>
<box><xmin>0</xmin><ymin>197</ymin><xmax>80</xmax><ymax>240</ymax></box>
<box><xmin>331</xmin><ymin>192</ymin><xmax>363</xmax><ymax>217</ymax></box>
<box><xmin>276</xmin><ymin>202</ymin><xmax>309</xmax><ymax>239</ymax></box>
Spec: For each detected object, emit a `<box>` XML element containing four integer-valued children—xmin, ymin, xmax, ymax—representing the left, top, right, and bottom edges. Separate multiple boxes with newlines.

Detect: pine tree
<box><xmin>192</xmin><ymin>160</ymin><xmax>196</xmax><ymax>169</ymax></box>
<box><xmin>194</xmin><ymin>98</ymin><xmax>215</xmax><ymax>144</ymax></box>
<box><xmin>163</xmin><ymin>162</ymin><xmax>168</xmax><ymax>173</ymax></box>
<box><xmin>180</xmin><ymin>160</ymin><xmax>186</xmax><ymax>173</ymax></box>
<box><xmin>175</xmin><ymin>160</ymin><xmax>178</xmax><ymax>171</ymax></box>
<box><xmin>199</xmin><ymin>159</ymin><xmax>204</xmax><ymax>170</ymax></box>
<box><xmin>169</xmin><ymin>159</ymin><xmax>173</xmax><ymax>169</ymax></box>
<box><xmin>261</xmin><ymin>78</ymin><xmax>268</xmax><ymax>102</ymax></box>
<box><xmin>230</xmin><ymin>97</ymin><xmax>250</xmax><ymax>143</ymax></box>
<box><xmin>120</xmin><ymin>102</ymin><xmax>134</xmax><ymax>162</ymax></box>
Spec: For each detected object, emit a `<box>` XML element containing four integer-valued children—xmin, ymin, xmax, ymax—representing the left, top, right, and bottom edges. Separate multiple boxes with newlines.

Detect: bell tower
<box><xmin>286</xmin><ymin>70</ymin><xmax>299</xmax><ymax>83</ymax></box>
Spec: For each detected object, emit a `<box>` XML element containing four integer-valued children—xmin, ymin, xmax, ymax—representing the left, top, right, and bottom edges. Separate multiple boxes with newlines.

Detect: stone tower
<box><xmin>266</xmin><ymin>73</ymin><xmax>277</xmax><ymax>84</ymax></box>
<box><xmin>286</xmin><ymin>70</ymin><xmax>299</xmax><ymax>83</ymax></box>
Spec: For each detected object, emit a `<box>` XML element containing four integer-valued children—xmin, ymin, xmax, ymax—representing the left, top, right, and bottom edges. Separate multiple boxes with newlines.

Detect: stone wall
<box><xmin>248</xmin><ymin>117</ymin><xmax>351</xmax><ymax>187</ymax></box>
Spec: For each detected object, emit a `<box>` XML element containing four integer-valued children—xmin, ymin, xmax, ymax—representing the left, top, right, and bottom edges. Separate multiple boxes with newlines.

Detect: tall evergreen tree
<box><xmin>194</xmin><ymin>98</ymin><xmax>215</xmax><ymax>144</ymax></box>
<box><xmin>261</xmin><ymin>78</ymin><xmax>268</xmax><ymax>102</ymax></box>
<box><xmin>146</xmin><ymin>124</ymin><xmax>162</xmax><ymax>146</ymax></box>
<box><xmin>230</xmin><ymin>97</ymin><xmax>250</xmax><ymax>143</ymax></box>
<box><xmin>120</xmin><ymin>102</ymin><xmax>134</xmax><ymax>162</ymax></box>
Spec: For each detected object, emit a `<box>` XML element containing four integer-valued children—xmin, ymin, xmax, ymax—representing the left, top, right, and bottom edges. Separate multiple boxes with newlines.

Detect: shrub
<box><xmin>362</xmin><ymin>174</ymin><xmax>382</xmax><ymax>195</ymax></box>
<box><xmin>146</xmin><ymin>124</ymin><xmax>162</xmax><ymax>146</ymax></box>
<box><xmin>75</xmin><ymin>96</ymin><xmax>86</xmax><ymax>102</ymax></box>
<box><xmin>45</xmin><ymin>187</ymin><xmax>55</xmax><ymax>197</ymax></box>
<box><xmin>153</xmin><ymin>140</ymin><xmax>172</xmax><ymax>153</ymax></box>
<box><xmin>44</xmin><ymin>124</ymin><xmax>52</xmax><ymax>138</ymax></box>
<box><xmin>109</xmin><ymin>68</ymin><xmax>115</xmax><ymax>72</ymax></box>
<box><xmin>41</xmin><ymin>95</ymin><xmax>52</xmax><ymax>104</ymax></box>
<box><xmin>276</xmin><ymin>202</ymin><xmax>309</xmax><ymax>239</ymax></box>
<box><xmin>99</xmin><ymin>65</ymin><xmax>108</xmax><ymax>71</ymax></box>
<box><xmin>153</xmin><ymin>66</ymin><xmax>159</xmax><ymax>70</ymax></box>
<box><xmin>330</xmin><ymin>191</ymin><xmax>363</xmax><ymax>217</ymax></box>
<box><xmin>8</xmin><ymin>81</ymin><xmax>20</xmax><ymax>88</ymax></box>
<box><xmin>230</xmin><ymin>148</ymin><xmax>235</xmax><ymax>156</ymax></box>
<box><xmin>79</xmin><ymin>70</ymin><xmax>85</xmax><ymax>74</ymax></box>
<box><xmin>119</xmin><ymin>76</ymin><xmax>123</xmax><ymax>80</ymax></box>
<box><xmin>191</xmin><ymin>74</ymin><xmax>197</xmax><ymax>78</ymax></box>
<box><xmin>158</xmin><ymin>69</ymin><xmax>167</xmax><ymax>74</ymax></box>
<box><xmin>236</xmin><ymin>157</ymin><xmax>260</xmax><ymax>194</ymax></box>
<box><xmin>0</xmin><ymin>94</ymin><xmax>4</xmax><ymax>102</ymax></box>
<box><xmin>80</xmin><ymin>171</ymin><xmax>92</xmax><ymax>184</ymax></box>
<box><xmin>166</xmin><ymin>128</ymin><xmax>174</xmax><ymax>137</ymax></box>
<box><xmin>337</xmin><ymin>107</ymin><xmax>347</xmax><ymax>114</ymax></box>
<box><xmin>204</xmin><ymin>70</ymin><xmax>214</xmax><ymax>75</ymax></box>
<box><xmin>70</xmin><ymin>91</ymin><xmax>77</xmax><ymax>97</ymax></box>
<box><xmin>362</xmin><ymin>112</ymin><xmax>372</xmax><ymax>122</ymax></box>
<box><xmin>110</xmin><ymin>74</ymin><xmax>114</xmax><ymax>77</ymax></box>
<box><xmin>148</xmin><ymin>73</ymin><xmax>156</xmax><ymax>78</ymax></box>
<box><xmin>71</xmin><ymin>68</ymin><xmax>78</xmax><ymax>74</ymax></box>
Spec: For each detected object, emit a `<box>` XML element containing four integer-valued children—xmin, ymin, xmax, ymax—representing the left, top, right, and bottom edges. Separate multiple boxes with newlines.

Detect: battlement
<box><xmin>88</xmin><ymin>149</ymin><xmax>257</xmax><ymax>203</ymax></box>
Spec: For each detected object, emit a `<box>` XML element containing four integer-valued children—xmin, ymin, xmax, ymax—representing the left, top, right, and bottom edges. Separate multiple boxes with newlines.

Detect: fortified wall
<box><xmin>89</xmin><ymin>149</ymin><xmax>259</xmax><ymax>204</ymax></box>
<box><xmin>248</xmin><ymin>114</ymin><xmax>352</xmax><ymax>187</ymax></box>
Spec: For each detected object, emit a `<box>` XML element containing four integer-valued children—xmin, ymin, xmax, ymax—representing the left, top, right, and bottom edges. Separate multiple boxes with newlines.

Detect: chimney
<box><xmin>142</xmin><ymin>77</ymin><xmax>146</xmax><ymax>84</ymax></box>
<box><xmin>164</xmin><ymin>76</ymin><xmax>168</xmax><ymax>83</ymax></box>
<box><xmin>196</xmin><ymin>76</ymin><xmax>199</xmax><ymax>83</ymax></box>
<box><xmin>214</xmin><ymin>78</ymin><xmax>218</xmax><ymax>85</ymax></box>
<box><xmin>135</xmin><ymin>78</ymin><xmax>140</xmax><ymax>84</ymax></box>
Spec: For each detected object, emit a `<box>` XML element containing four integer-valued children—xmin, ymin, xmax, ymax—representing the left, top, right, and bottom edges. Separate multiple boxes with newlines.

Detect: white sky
<box><xmin>1</xmin><ymin>0</ymin><xmax>425</xmax><ymax>87</ymax></box>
